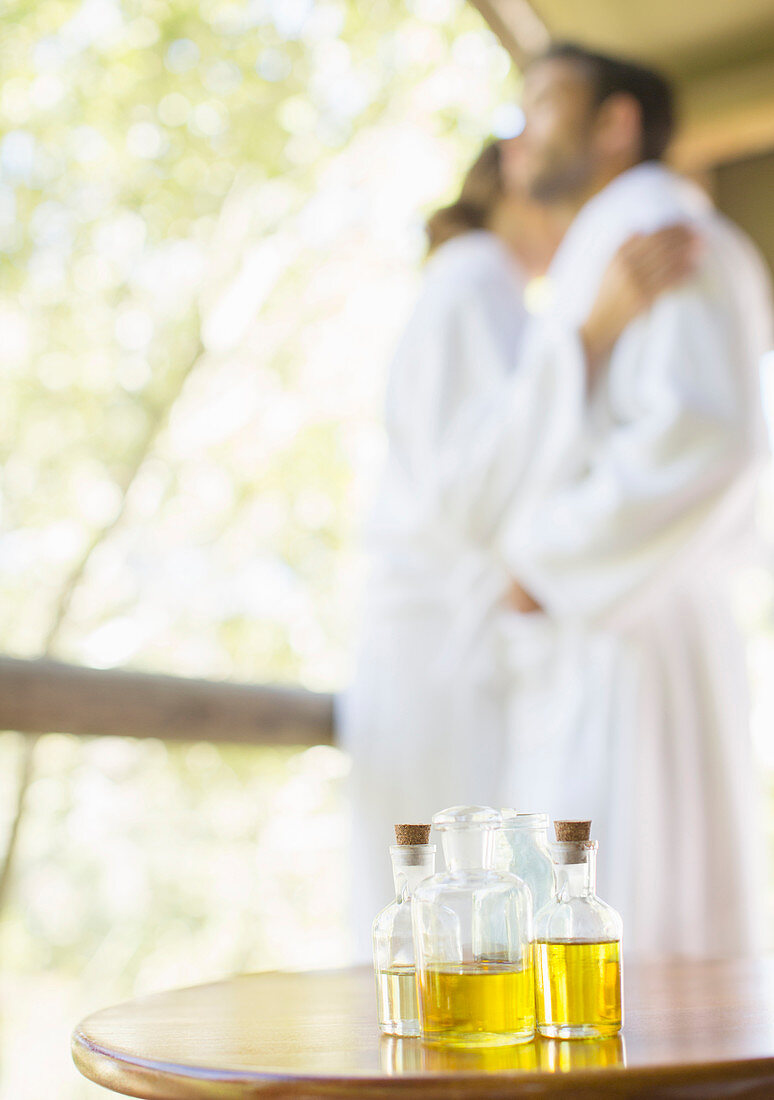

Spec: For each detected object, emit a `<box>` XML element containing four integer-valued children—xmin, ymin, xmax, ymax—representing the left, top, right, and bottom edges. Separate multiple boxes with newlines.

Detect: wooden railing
<box><xmin>0</xmin><ymin>655</ymin><xmax>335</xmax><ymax>745</ymax></box>
<box><xmin>0</xmin><ymin>654</ymin><xmax>335</xmax><ymax>908</ymax></box>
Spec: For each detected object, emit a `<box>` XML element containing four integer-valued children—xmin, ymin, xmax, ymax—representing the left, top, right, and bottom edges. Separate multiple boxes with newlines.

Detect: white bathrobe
<box><xmin>499</xmin><ymin>163</ymin><xmax>773</xmax><ymax>957</ymax></box>
<box><xmin>342</xmin><ymin>165</ymin><xmax>771</xmax><ymax>960</ymax></box>
<box><xmin>340</xmin><ymin>231</ymin><xmax>585</xmax><ymax>956</ymax></box>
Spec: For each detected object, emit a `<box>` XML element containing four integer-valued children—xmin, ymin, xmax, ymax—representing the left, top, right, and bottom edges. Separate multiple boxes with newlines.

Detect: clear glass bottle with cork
<box><xmin>498</xmin><ymin>810</ymin><xmax>554</xmax><ymax>915</ymax></box>
<box><xmin>372</xmin><ymin>823</ymin><xmax>435</xmax><ymax>1037</ymax></box>
<box><xmin>411</xmin><ymin>805</ymin><xmax>535</xmax><ymax>1046</ymax></box>
<box><xmin>534</xmin><ymin>819</ymin><xmax>623</xmax><ymax>1039</ymax></box>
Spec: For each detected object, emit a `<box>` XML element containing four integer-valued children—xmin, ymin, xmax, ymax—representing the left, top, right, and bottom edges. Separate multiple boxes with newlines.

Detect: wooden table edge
<box><xmin>71</xmin><ymin>1025</ymin><xmax>774</xmax><ymax>1100</ymax></box>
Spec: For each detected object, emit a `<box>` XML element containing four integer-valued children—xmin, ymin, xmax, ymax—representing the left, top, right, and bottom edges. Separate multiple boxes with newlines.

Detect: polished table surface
<box><xmin>72</xmin><ymin>958</ymin><xmax>774</xmax><ymax>1098</ymax></box>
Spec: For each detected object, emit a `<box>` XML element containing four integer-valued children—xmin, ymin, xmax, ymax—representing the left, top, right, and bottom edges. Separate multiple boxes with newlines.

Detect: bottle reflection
<box><xmin>379</xmin><ymin>1036</ymin><xmax>423</xmax><ymax>1075</ymax></box>
<box><xmin>423</xmin><ymin>1040</ymin><xmax>539</xmax><ymax>1072</ymax></box>
<box><xmin>539</xmin><ymin>1035</ymin><xmax>626</xmax><ymax>1072</ymax></box>
<box><xmin>381</xmin><ymin>1035</ymin><xmax>541</xmax><ymax>1074</ymax></box>
<box><xmin>380</xmin><ymin>1034</ymin><xmax>626</xmax><ymax>1075</ymax></box>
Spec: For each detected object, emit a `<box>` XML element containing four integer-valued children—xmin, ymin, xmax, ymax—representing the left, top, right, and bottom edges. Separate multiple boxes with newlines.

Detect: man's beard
<box><xmin>526</xmin><ymin>148</ymin><xmax>593</xmax><ymax>205</ymax></box>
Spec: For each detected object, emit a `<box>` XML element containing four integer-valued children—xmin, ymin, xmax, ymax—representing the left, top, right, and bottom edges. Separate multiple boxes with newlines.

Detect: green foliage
<box><xmin>0</xmin><ymin>0</ymin><xmax>513</xmax><ymax>680</ymax></box>
<box><xmin>0</xmin><ymin>3</ymin><xmax>514</xmax><ymax>1095</ymax></box>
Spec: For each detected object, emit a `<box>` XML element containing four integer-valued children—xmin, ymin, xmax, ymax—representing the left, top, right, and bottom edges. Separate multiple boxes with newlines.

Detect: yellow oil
<box><xmin>535</xmin><ymin>940</ymin><xmax>622</xmax><ymax>1038</ymax></box>
<box><xmin>376</xmin><ymin>964</ymin><xmax>419</xmax><ymax>1036</ymax></box>
<box><xmin>418</xmin><ymin>955</ymin><xmax>535</xmax><ymax>1045</ymax></box>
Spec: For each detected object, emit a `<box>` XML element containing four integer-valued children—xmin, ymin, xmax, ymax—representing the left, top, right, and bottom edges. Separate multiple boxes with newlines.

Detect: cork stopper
<box><xmin>394</xmin><ymin>823</ymin><xmax>431</xmax><ymax>846</ymax></box>
<box><xmin>554</xmin><ymin>820</ymin><xmax>591</xmax><ymax>842</ymax></box>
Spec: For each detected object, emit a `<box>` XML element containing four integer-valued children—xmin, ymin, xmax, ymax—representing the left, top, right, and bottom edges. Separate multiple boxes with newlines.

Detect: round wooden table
<box><xmin>72</xmin><ymin>958</ymin><xmax>774</xmax><ymax>1098</ymax></box>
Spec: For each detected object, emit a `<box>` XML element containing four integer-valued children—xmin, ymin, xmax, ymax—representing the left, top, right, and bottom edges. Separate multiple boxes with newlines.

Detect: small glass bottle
<box><xmin>372</xmin><ymin>823</ymin><xmax>436</xmax><ymax>1037</ymax></box>
<box><xmin>534</xmin><ymin>820</ymin><xmax>623</xmax><ymax>1039</ymax></box>
<box><xmin>498</xmin><ymin>810</ymin><xmax>555</xmax><ymax>914</ymax></box>
<box><xmin>412</xmin><ymin>805</ymin><xmax>535</xmax><ymax>1046</ymax></box>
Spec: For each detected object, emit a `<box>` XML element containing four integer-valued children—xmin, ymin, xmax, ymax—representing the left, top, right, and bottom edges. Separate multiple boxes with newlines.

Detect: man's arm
<box><xmin>499</xmin><ymin>279</ymin><xmax>764</xmax><ymax>625</ymax></box>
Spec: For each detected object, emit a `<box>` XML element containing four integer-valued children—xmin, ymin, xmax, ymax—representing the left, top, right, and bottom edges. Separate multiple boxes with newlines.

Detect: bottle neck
<box><xmin>390</xmin><ymin>845</ymin><xmax>435</xmax><ymax>901</ymax></box>
<box><xmin>441</xmin><ymin>827</ymin><xmax>496</xmax><ymax>873</ymax></box>
<box><xmin>555</xmin><ymin>850</ymin><xmax>596</xmax><ymax>898</ymax></box>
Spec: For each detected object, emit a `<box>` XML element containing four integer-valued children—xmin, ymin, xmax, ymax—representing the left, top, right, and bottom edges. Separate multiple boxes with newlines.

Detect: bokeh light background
<box><xmin>0</xmin><ymin>2</ymin><xmax>771</xmax><ymax>1097</ymax></box>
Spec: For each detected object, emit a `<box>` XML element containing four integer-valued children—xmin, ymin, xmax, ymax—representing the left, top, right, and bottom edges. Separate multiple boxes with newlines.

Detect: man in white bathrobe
<box><xmin>498</xmin><ymin>44</ymin><xmax>773</xmax><ymax>956</ymax></box>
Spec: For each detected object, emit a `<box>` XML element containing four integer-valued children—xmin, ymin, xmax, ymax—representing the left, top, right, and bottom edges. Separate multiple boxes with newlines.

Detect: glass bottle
<box><xmin>498</xmin><ymin>810</ymin><xmax>554</xmax><ymax>914</ymax></box>
<box><xmin>534</xmin><ymin>819</ymin><xmax>623</xmax><ymax>1039</ymax></box>
<box><xmin>412</xmin><ymin>805</ymin><xmax>535</xmax><ymax>1046</ymax></box>
<box><xmin>372</xmin><ymin>823</ymin><xmax>436</xmax><ymax>1037</ymax></box>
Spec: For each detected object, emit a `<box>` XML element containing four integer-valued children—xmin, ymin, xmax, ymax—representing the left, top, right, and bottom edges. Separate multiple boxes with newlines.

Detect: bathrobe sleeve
<box><xmin>499</xmin><ymin>271</ymin><xmax>768</xmax><ymax>624</ymax></box>
<box><xmin>386</xmin><ymin>272</ymin><xmax>587</xmax><ymax>547</ymax></box>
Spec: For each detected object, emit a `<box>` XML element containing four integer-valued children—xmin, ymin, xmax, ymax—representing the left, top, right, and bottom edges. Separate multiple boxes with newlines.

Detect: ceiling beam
<box><xmin>470</xmin><ymin>0</ymin><xmax>549</xmax><ymax>67</ymax></box>
<box><xmin>672</xmin><ymin>53</ymin><xmax>774</xmax><ymax>170</ymax></box>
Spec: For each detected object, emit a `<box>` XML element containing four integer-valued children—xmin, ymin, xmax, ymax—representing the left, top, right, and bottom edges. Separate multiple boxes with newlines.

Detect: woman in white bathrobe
<box><xmin>340</xmin><ymin>142</ymin><xmax>696</xmax><ymax>956</ymax></box>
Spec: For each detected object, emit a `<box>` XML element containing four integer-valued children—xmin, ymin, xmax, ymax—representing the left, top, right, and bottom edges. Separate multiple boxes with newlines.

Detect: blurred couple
<box><xmin>342</xmin><ymin>44</ymin><xmax>773</xmax><ymax>960</ymax></box>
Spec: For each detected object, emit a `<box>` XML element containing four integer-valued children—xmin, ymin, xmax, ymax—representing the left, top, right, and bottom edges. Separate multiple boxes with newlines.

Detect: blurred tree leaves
<box><xmin>0</xmin><ymin>0</ymin><xmax>513</xmax><ymax>680</ymax></box>
<box><xmin>0</xmin><ymin>9</ymin><xmax>515</xmax><ymax>1053</ymax></box>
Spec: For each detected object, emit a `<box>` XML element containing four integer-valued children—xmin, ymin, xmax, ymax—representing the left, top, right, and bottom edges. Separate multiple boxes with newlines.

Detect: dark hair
<box><xmin>541</xmin><ymin>42</ymin><xmax>675</xmax><ymax>162</ymax></box>
<box><xmin>425</xmin><ymin>141</ymin><xmax>503</xmax><ymax>255</ymax></box>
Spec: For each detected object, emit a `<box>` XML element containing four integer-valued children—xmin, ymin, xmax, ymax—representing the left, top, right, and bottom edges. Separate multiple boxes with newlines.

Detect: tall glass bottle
<box><xmin>372</xmin><ymin>824</ymin><xmax>436</xmax><ymax>1037</ymax></box>
<box><xmin>534</xmin><ymin>820</ymin><xmax>623</xmax><ymax>1039</ymax></box>
<box><xmin>498</xmin><ymin>810</ymin><xmax>554</xmax><ymax>914</ymax></box>
<box><xmin>412</xmin><ymin>805</ymin><xmax>535</xmax><ymax>1046</ymax></box>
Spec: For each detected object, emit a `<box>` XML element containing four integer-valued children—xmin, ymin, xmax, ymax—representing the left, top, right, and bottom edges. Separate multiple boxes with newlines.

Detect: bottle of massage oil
<box><xmin>372</xmin><ymin>823</ymin><xmax>435</xmax><ymax>1036</ymax></box>
<box><xmin>534</xmin><ymin>819</ymin><xmax>623</xmax><ymax>1039</ymax></box>
<box><xmin>412</xmin><ymin>805</ymin><xmax>535</xmax><ymax>1046</ymax></box>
